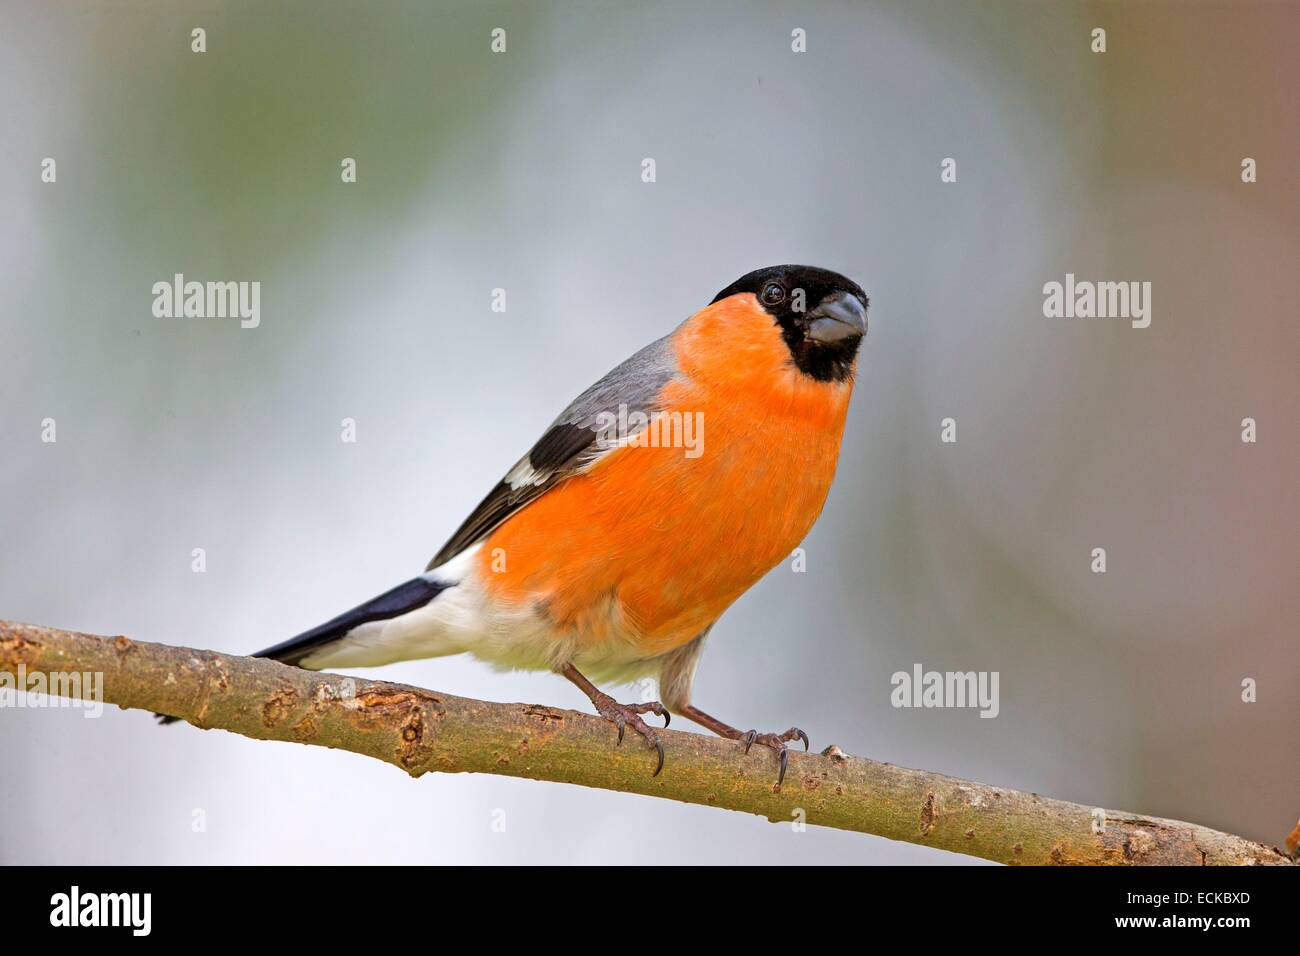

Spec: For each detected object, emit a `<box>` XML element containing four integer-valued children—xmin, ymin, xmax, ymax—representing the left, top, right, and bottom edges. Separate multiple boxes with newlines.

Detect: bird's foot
<box><xmin>591</xmin><ymin>692</ymin><xmax>670</xmax><ymax>776</ymax></box>
<box><xmin>740</xmin><ymin>726</ymin><xmax>810</xmax><ymax>786</ymax></box>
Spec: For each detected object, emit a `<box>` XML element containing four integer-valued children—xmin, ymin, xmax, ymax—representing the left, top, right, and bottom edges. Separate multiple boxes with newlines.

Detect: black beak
<box><xmin>806</xmin><ymin>291</ymin><xmax>867</xmax><ymax>344</ymax></box>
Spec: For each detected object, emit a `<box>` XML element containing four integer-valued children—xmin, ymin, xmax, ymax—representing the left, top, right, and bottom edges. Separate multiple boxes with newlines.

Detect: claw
<box><xmin>590</xmin><ymin>693</ymin><xmax>669</xmax><ymax>775</ymax></box>
<box><xmin>736</xmin><ymin>727</ymin><xmax>808</xmax><ymax>785</ymax></box>
<box><xmin>661</xmin><ymin>709</ymin><xmax>671</xmax><ymax>728</ymax></box>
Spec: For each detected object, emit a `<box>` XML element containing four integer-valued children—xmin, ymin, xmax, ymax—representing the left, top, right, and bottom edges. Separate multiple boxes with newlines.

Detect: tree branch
<box><xmin>2</xmin><ymin>619</ymin><xmax>1293</xmax><ymax>866</ymax></box>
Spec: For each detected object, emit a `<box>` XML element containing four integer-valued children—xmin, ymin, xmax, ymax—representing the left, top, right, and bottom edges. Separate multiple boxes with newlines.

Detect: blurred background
<box><xmin>1</xmin><ymin>0</ymin><xmax>1296</xmax><ymax>864</ymax></box>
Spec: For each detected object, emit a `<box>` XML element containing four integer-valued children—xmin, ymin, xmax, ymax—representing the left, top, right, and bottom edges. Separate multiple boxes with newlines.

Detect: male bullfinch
<box><xmin>161</xmin><ymin>264</ymin><xmax>869</xmax><ymax>783</ymax></box>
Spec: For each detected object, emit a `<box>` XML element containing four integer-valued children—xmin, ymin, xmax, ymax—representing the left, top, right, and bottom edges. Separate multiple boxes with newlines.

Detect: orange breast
<box><xmin>478</xmin><ymin>295</ymin><xmax>855</xmax><ymax>656</ymax></box>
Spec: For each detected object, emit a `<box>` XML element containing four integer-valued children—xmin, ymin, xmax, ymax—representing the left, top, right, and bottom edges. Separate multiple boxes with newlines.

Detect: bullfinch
<box><xmin>161</xmin><ymin>264</ymin><xmax>869</xmax><ymax>783</ymax></box>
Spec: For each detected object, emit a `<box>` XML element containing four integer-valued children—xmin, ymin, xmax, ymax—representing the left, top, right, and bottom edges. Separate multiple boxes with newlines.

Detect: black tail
<box><xmin>251</xmin><ymin>577</ymin><xmax>449</xmax><ymax>667</ymax></box>
<box><xmin>154</xmin><ymin>576</ymin><xmax>448</xmax><ymax>726</ymax></box>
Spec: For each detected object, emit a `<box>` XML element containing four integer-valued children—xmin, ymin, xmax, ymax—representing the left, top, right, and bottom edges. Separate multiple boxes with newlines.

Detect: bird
<box><xmin>159</xmin><ymin>264</ymin><xmax>868</xmax><ymax>783</ymax></box>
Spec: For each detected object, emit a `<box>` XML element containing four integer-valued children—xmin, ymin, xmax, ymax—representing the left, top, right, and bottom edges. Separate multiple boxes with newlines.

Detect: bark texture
<box><xmin>1</xmin><ymin>619</ymin><xmax>1293</xmax><ymax>866</ymax></box>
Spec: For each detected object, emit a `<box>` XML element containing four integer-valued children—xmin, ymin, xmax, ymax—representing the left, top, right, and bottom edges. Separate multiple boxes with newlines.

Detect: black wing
<box><xmin>426</xmin><ymin>332</ymin><xmax>678</xmax><ymax>570</ymax></box>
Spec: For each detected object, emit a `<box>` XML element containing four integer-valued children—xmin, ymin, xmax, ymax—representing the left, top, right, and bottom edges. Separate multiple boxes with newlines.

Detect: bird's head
<box><xmin>710</xmin><ymin>265</ymin><xmax>868</xmax><ymax>382</ymax></box>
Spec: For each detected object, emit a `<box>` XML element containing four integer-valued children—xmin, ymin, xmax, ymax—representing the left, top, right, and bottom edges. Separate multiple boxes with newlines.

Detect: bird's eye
<box><xmin>761</xmin><ymin>282</ymin><xmax>786</xmax><ymax>305</ymax></box>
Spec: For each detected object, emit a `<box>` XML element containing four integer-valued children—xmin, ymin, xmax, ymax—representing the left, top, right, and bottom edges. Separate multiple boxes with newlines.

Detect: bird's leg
<box><xmin>559</xmin><ymin>663</ymin><xmax>669</xmax><ymax>775</ymax></box>
<box><xmin>675</xmin><ymin>703</ymin><xmax>808</xmax><ymax>786</ymax></box>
